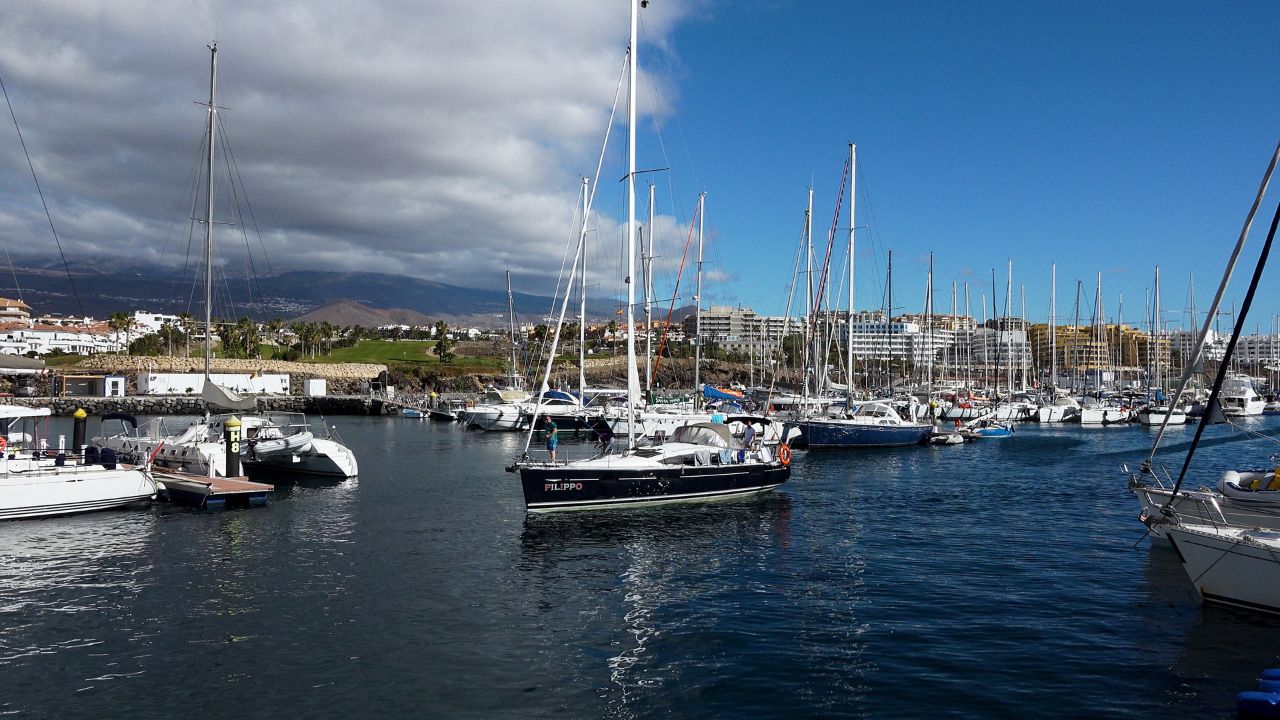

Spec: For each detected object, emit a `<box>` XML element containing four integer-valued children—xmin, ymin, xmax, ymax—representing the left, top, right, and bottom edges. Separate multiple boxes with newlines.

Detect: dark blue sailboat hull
<box><xmin>800</xmin><ymin>420</ymin><xmax>931</xmax><ymax>448</ymax></box>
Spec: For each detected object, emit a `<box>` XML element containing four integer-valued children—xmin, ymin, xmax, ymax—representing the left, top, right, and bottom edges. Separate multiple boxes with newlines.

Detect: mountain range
<box><xmin>0</xmin><ymin>263</ymin><xmax>676</xmax><ymax>328</ymax></box>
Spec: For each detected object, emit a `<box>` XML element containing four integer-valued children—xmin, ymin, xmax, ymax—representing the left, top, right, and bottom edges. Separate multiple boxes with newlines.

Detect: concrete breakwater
<box><xmin>0</xmin><ymin>395</ymin><xmax>394</xmax><ymax>417</ymax></box>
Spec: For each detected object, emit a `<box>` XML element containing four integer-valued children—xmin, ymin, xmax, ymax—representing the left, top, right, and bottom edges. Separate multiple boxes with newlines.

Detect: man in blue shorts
<box><xmin>544</xmin><ymin>415</ymin><xmax>558</xmax><ymax>463</ymax></box>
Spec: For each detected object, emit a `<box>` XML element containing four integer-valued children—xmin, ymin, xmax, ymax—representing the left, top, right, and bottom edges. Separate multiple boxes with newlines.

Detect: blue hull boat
<box><xmin>800</xmin><ymin>419</ymin><xmax>931</xmax><ymax>448</ymax></box>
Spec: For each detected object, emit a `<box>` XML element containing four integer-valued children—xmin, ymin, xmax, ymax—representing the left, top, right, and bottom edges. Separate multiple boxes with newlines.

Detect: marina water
<box><xmin>4</xmin><ymin>416</ymin><xmax>1280</xmax><ymax>718</ymax></box>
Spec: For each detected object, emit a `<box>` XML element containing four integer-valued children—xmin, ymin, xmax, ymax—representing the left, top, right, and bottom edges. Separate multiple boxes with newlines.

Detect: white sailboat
<box><xmin>1131</xmin><ymin>141</ymin><xmax>1280</xmax><ymax>614</ymax></box>
<box><xmin>92</xmin><ymin>44</ymin><xmax>357</xmax><ymax>480</ymax></box>
<box><xmin>1137</xmin><ymin>266</ymin><xmax>1186</xmax><ymax>426</ymax></box>
<box><xmin>0</xmin><ymin>406</ymin><xmax>156</xmax><ymax>520</ymax></box>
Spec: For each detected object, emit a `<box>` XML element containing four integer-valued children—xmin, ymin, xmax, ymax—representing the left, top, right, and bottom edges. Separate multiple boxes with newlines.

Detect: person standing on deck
<box><xmin>544</xmin><ymin>415</ymin><xmax>559</xmax><ymax>463</ymax></box>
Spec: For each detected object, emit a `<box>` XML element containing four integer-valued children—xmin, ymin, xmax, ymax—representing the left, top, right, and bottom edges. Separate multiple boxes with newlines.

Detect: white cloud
<box><xmin>0</xmin><ymin>0</ymin><xmax>701</xmax><ymax>296</ymax></box>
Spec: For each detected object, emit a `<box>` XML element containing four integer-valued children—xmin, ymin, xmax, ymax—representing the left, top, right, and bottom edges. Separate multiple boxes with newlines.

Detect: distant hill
<box><xmin>291</xmin><ymin>300</ymin><xmax>435</xmax><ymax>327</ymax></box>
<box><xmin>0</xmin><ymin>264</ymin><xmax>619</xmax><ymax>327</ymax></box>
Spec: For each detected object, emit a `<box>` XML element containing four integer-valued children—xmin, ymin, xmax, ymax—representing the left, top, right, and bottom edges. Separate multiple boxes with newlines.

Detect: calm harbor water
<box><xmin>4</xmin><ymin>415</ymin><xmax>1280</xmax><ymax>718</ymax></box>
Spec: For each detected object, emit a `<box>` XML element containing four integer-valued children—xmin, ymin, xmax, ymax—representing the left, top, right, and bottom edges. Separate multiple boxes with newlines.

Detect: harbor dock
<box><xmin>154</xmin><ymin>470</ymin><xmax>273</xmax><ymax>510</ymax></box>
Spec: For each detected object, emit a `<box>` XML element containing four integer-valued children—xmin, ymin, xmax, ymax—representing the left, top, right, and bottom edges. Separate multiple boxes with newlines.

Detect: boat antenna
<box><xmin>1165</xmin><ymin>194</ymin><xmax>1280</xmax><ymax>501</ymax></box>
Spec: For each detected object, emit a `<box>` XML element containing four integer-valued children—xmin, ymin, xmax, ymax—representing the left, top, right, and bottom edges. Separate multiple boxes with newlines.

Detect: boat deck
<box><xmin>154</xmin><ymin>470</ymin><xmax>273</xmax><ymax>510</ymax></box>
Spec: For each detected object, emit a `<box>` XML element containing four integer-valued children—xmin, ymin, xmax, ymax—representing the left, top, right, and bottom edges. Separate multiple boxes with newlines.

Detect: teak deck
<box><xmin>154</xmin><ymin>470</ymin><xmax>273</xmax><ymax>510</ymax></box>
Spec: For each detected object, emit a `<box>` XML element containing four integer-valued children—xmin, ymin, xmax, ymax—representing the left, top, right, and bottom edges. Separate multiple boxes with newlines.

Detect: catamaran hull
<box><xmin>0</xmin><ymin>467</ymin><xmax>155</xmax><ymax>520</ymax></box>
<box><xmin>243</xmin><ymin>438</ymin><xmax>358</xmax><ymax>479</ymax></box>
<box><xmin>518</xmin><ymin>463</ymin><xmax>789</xmax><ymax>511</ymax></box>
<box><xmin>799</xmin><ymin>421</ymin><xmax>930</xmax><ymax>448</ymax></box>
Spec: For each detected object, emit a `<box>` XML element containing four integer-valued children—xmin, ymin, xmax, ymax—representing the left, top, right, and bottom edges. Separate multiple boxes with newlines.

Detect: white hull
<box><xmin>1160</xmin><ymin>522</ymin><xmax>1280</xmax><ymax>614</ymax></box>
<box><xmin>1137</xmin><ymin>407</ymin><xmax>1187</xmax><ymax>426</ymax></box>
<box><xmin>1035</xmin><ymin>404</ymin><xmax>1078</xmax><ymax>423</ymax></box>
<box><xmin>939</xmin><ymin>405</ymin><xmax>988</xmax><ymax>420</ymax></box>
<box><xmin>0</xmin><ymin>462</ymin><xmax>155</xmax><ymax>520</ymax></box>
<box><xmin>1221</xmin><ymin>399</ymin><xmax>1266</xmax><ymax>417</ymax></box>
<box><xmin>243</xmin><ymin>436</ymin><xmax>358</xmax><ymax>478</ymax></box>
<box><xmin>462</xmin><ymin>404</ymin><xmax>525</xmax><ymax>431</ymax></box>
<box><xmin>1079</xmin><ymin>406</ymin><xmax>1132</xmax><ymax>425</ymax></box>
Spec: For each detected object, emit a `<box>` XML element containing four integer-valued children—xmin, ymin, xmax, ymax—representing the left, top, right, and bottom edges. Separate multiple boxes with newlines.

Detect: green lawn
<box><xmin>302</xmin><ymin>340</ymin><xmax>507</xmax><ymax>372</ymax></box>
<box><xmin>309</xmin><ymin>340</ymin><xmax>437</xmax><ymax>364</ymax></box>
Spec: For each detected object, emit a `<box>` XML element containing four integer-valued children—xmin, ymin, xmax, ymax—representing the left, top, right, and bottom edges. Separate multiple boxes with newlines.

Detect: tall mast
<box><xmin>694</xmin><ymin>192</ymin><xmax>705</xmax><ymax>395</ymax></box>
<box><xmin>925</xmin><ymin>253</ymin><xmax>934</xmax><ymax>395</ymax></box>
<box><xmin>887</xmin><ymin>250</ymin><xmax>894</xmax><ymax>396</ymax></box>
<box><xmin>846</xmin><ymin>143</ymin><xmax>856</xmax><ymax>405</ymax></box>
<box><xmin>506</xmin><ymin>270</ymin><xmax>518</xmax><ymax>388</ymax></box>
<box><xmin>964</xmin><ymin>283</ymin><xmax>972</xmax><ymax>390</ymax></box>
<box><xmin>202</xmin><ymin>43</ymin><xmax>218</xmax><ymax>381</ymax></box>
<box><xmin>1005</xmin><ymin>259</ymin><xmax>1013</xmax><ymax>396</ymax></box>
<box><xmin>805</xmin><ymin>187</ymin><xmax>814</xmax><ymax>398</ymax></box>
<box><xmin>578</xmin><ymin>177</ymin><xmax>589</xmax><ymax>399</ymax></box>
<box><xmin>625</xmin><ymin>0</ymin><xmax>640</xmax><ymax>449</ymax></box>
<box><xmin>1049</xmin><ymin>263</ymin><xmax>1057</xmax><ymax>392</ymax></box>
<box><xmin>645</xmin><ymin>182</ymin><xmax>655</xmax><ymax>395</ymax></box>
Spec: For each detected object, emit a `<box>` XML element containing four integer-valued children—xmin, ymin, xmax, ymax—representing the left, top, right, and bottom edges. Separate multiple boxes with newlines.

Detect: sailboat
<box><xmin>0</xmin><ymin>406</ymin><xmax>157</xmax><ymax>520</ymax></box>
<box><xmin>1130</xmin><ymin>142</ymin><xmax>1280</xmax><ymax>613</ymax></box>
<box><xmin>507</xmin><ymin>0</ymin><xmax>789</xmax><ymax>511</ymax></box>
<box><xmin>1136</xmin><ymin>266</ymin><xmax>1186</xmax><ymax>426</ymax></box>
<box><xmin>798</xmin><ymin>189</ymin><xmax>932</xmax><ymax>449</ymax></box>
<box><xmin>93</xmin><ymin>44</ymin><xmax>357</xmax><ymax>480</ymax></box>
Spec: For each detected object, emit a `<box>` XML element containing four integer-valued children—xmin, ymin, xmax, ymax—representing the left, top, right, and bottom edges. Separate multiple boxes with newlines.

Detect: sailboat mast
<box><xmin>695</xmin><ymin>192</ymin><xmax>705</xmax><ymax>395</ymax></box>
<box><xmin>846</xmin><ymin>143</ymin><xmax>856</xmax><ymax>405</ymax></box>
<box><xmin>625</xmin><ymin>0</ymin><xmax>639</xmax><ymax>450</ymax></box>
<box><xmin>579</xmin><ymin>177</ymin><xmax>589</xmax><ymax>399</ymax></box>
<box><xmin>805</xmin><ymin>187</ymin><xmax>814</xmax><ymax>399</ymax></box>
<box><xmin>506</xmin><ymin>270</ymin><xmax>518</xmax><ymax>387</ymax></box>
<box><xmin>645</xmin><ymin>182</ymin><xmax>655</xmax><ymax>395</ymax></box>
<box><xmin>887</xmin><ymin>250</ymin><xmax>894</xmax><ymax>396</ymax></box>
<box><xmin>202</xmin><ymin>42</ymin><xmax>218</xmax><ymax>381</ymax></box>
<box><xmin>1049</xmin><ymin>263</ymin><xmax>1057</xmax><ymax>392</ymax></box>
<box><xmin>926</xmin><ymin>253</ymin><xmax>934</xmax><ymax>395</ymax></box>
<box><xmin>1005</xmin><ymin>260</ymin><xmax>1013</xmax><ymax>396</ymax></box>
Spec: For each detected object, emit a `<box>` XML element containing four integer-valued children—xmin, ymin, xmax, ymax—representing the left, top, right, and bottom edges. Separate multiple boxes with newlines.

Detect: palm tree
<box><xmin>108</xmin><ymin>312</ymin><xmax>132</xmax><ymax>355</ymax></box>
<box><xmin>235</xmin><ymin>317</ymin><xmax>260</xmax><ymax>357</ymax></box>
<box><xmin>177</xmin><ymin>312</ymin><xmax>194</xmax><ymax>357</ymax></box>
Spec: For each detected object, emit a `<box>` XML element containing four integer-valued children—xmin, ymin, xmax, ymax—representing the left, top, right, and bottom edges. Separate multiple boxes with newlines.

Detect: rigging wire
<box><xmin>1168</xmin><ymin>195</ymin><xmax>1280</xmax><ymax>499</ymax></box>
<box><xmin>0</xmin><ymin>72</ymin><xmax>82</xmax><ymax>315</ymax></box>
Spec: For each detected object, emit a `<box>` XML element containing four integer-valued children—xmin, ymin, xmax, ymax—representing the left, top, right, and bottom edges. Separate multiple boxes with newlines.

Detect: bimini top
<box><xmin>670</xmin><ymin>422</ymin><xmax>733</xmax><ymax>448</ymax></box>
<box><xmin>0</xmin><ymin>405</ymin><xmax>53</xmax><ymax>419</ymax></box>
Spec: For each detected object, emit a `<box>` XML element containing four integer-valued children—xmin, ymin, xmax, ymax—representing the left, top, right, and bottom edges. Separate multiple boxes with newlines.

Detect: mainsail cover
<box><xmin>201</xmin><ymin>380</ymin><xmax>258</xmax><ymax>411</ymax></box>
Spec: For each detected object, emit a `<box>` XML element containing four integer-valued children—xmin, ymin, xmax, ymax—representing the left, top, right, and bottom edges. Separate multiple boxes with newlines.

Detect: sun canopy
<box><xmin>670</xmin><ymin>422</ymin><xmax>733</xmax><ymax>448</ymax></box>
<box><xmin>202</xmin><ymin>380</ymin><xmax>258</xmax><ymax>411</ymax></box>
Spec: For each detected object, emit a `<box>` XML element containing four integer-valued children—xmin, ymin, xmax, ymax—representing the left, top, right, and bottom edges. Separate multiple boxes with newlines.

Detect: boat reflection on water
<box><xmin>0</xmin><ymin>511</ymin><xmax>157</xmax><ymax>673</ymax></box>
<box><xmin>518</xmin><ymin>494</ymin><xmax>868</xmax><ymax>716</ymax></box>
<box><xmin>518</xmin><ymin>492</ymin><xmax>793</xmax><ymax>563</ymax></box>
<box><xmin>1136</xmin><ymin>541</ymin><xmax>1280</xmax><ymax>716</ymax></box>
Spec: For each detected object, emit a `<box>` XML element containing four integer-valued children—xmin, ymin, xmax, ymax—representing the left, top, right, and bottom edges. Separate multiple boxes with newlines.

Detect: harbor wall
<box><xmin>0</xmin><ymin>395</ymin><xmax>394</xmax><ymax>416</ymax></box>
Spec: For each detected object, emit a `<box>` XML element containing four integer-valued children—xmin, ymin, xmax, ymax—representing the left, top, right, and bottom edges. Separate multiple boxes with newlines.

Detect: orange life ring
<box><xmin>0</xmin><ymin>437</ymin><xmax>7</xmax><ymax>451</ymax></box>
<box><xmin>778</xmin><ymin>443</ymin><xmax>791</xmax><ymax>466</ymax></box>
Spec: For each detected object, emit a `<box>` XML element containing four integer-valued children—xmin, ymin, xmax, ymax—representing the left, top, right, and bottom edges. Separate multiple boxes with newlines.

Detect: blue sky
<box><xmin>628</xmin><ymin>1</ymin><xmax>1280</xmax><ymax>332</ymax></box>
<box><xmin>1</xmin><ymin>1</ymin><xmax>1277</xmax><ymax>331</ymax></box>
